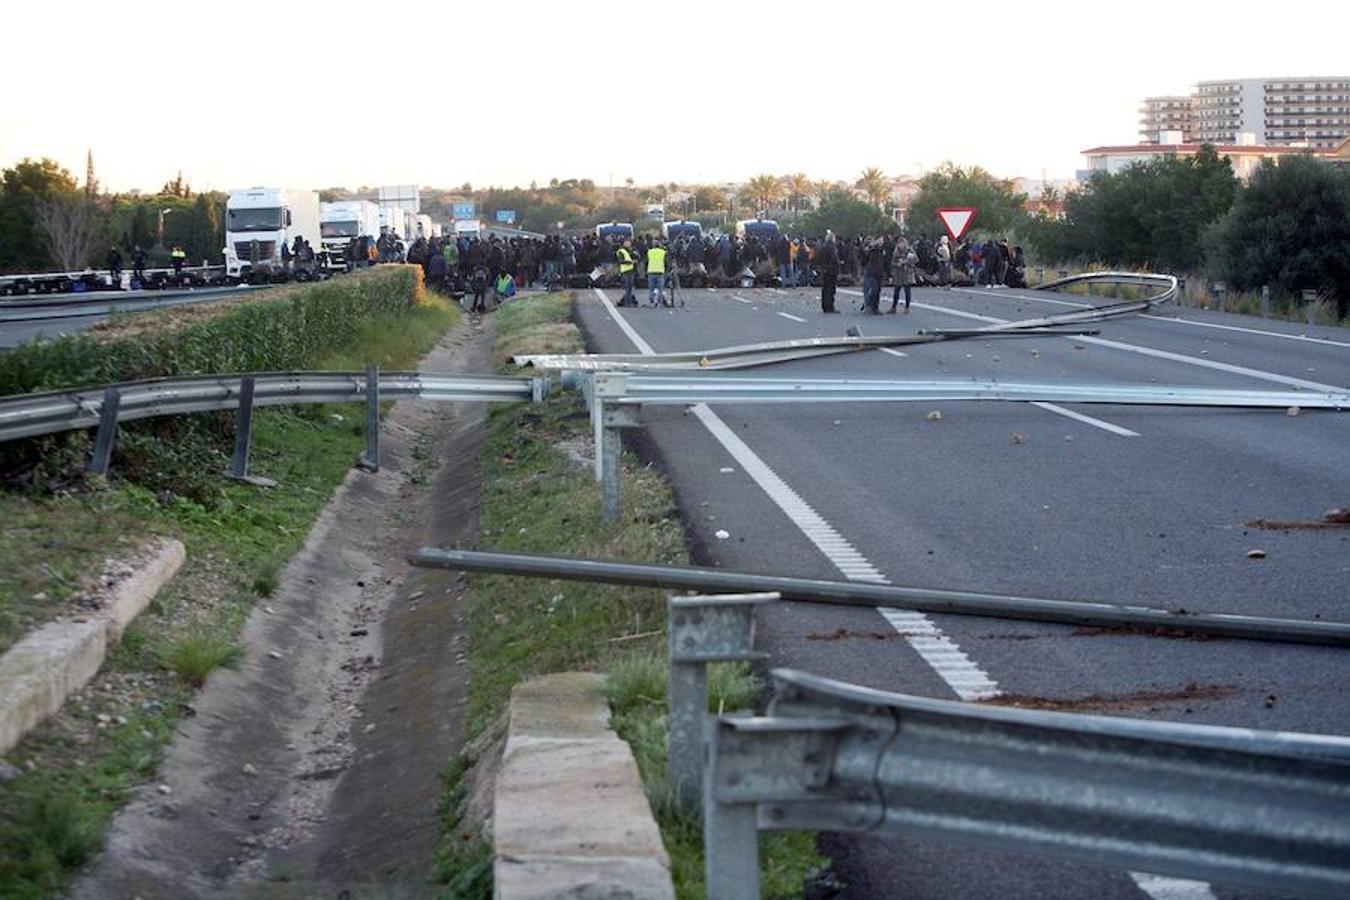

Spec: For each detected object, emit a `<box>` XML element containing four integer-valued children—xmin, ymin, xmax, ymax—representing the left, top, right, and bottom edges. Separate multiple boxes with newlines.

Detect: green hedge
<box><xmin>0</xmin><ymin>265</ymin><xmax>420</xmax><ymax>395</ymax></box>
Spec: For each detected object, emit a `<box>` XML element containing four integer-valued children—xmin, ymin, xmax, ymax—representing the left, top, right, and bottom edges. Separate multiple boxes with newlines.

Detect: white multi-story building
<box><xmin>1139</xmin><ymin>96</ymin><xmax>1196</xmax><ymax>143</ymax></box>
<box><xmin>1140</xmin><ymin>77</ymin><xmax>1350</xmax><ymax>148</ymax></box>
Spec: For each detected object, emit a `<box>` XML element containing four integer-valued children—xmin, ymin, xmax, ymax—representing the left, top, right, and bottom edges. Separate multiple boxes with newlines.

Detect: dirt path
<box><xmin>73</xmin><ymin>315</ymin><xmax>493</xmax><ymax>899</ymax></box>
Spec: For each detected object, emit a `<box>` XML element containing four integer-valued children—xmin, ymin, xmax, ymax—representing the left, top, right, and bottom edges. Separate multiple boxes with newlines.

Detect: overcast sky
<box><xmin>3</xmin><ymin>1</ymin><xmax>1345</xmax><ymax>194</ymax></box>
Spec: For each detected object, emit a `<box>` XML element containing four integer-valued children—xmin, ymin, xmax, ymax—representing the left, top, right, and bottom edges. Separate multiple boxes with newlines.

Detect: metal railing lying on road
<box><xmin>589</xmin><ymin>372</ymin><xmax>1350</xmax><ymax>409</ymax></box>
<box><xmin>515</xmin><ymin>271</ymin><xmax>1179</xmax><ymax>371</ymax></box>
<box><xmin>573</xmin><ymin>369</ymin><xmax>1346</xmax><ymax>520</ymax></box>
<box><xmin>0</xmin><ymin>369</ymin><xmax>548</xmax><ymax>478</ymax></box>
<box><xmin>704</xmin><ymin>667</ymin><xmax>1350</xmax><ymax>899</ymax></box>
<box><xmin>407</xmin><ymin>548</ymin><xmax>1350</xmax><ymax>648</ymax></box>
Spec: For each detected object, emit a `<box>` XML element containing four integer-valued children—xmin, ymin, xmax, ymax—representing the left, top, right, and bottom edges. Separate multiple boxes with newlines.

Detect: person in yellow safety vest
<box><xmin>617</xmin><ymin>239</ymin><xmax>637</xmax><ymax>307</ymax></box>
<box><xmin>170</xmin><ymin>245</ymin><xmax>187</xmax><ymax>281</ymax></box>
<box><xmin>646</xmin><ymin>240</ymin><xmax>669</xmax><ymax>307</ymax></box>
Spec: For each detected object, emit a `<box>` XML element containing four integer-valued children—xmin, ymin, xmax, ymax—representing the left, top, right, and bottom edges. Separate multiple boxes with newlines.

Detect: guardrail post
<box><xmin>88</xmin><ymin>387</ymin><xmax>120</xmax><ymax>476</ymax></box>
<box><xmin>229</xmin><ymin>376</ymin><xmax>256</xmax><ymax>479</ymax></box>
<box><xmin>358</xmin><ymin>364</ymin><xmax>380</xmax><ymax>472</ymax></box>
<box><xmin>703</xmin><ymin>719</ymin><xmax>761</xmax><ymax>900</ymax></box>
<box><xmin>1302</xmin><ymin>289</ymin><xmax>1319</xmax><ymax>326</ymax></box>
<box><xmin>594</xmin><ymin>373</ymin><xmax>636</xmax><ymax>522</ymax></box>
<box><xmin>1213</xmin><ymin>281</ymin><xmax>1227</xmax><ymax>312</ymax></box>
<box><xmin>667</xmin><ymin>593</ymin><xmax>775</xmax><ymax>810</ymax></box>
<box><xmin>1260</xmin><ymin>285</ymin><xmax>1270</xmax><ymax>318</ymax></box>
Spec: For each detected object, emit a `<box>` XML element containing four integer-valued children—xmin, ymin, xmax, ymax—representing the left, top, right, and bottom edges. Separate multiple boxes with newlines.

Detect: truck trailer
<box><xmin>224</xmin><ymin>188</ymin><xmax>321</xmax><ymax>278</ymax></box>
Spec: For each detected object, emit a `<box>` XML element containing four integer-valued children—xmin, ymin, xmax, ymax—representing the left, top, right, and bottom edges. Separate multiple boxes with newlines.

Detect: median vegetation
<box><xmin>0</xmin><ymin>267</ymin><xmax>456</xmax><ymax>898</ymax></box>
<box><xmin>435</xmin><ymin>292</ymin><xmax>824</xmax><ymax>899</ymax></box>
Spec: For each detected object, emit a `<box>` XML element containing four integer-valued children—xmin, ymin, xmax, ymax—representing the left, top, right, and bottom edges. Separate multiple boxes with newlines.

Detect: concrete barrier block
<box><xmin>495</xmin><ymin>672</ymin><xmax>673</xmax><ymax>900</ymax></box>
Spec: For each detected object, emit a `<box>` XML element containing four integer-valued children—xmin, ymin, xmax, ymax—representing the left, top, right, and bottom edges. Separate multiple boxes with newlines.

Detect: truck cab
<box><xmin>319</xmin><ymin>200</ymin><xmax>381</xmax><ymax>270</ymax></box>
<box><xmin>225</xmin><ymin>188</ymin><xmax>320</xmax><ymax>278</ymax></box>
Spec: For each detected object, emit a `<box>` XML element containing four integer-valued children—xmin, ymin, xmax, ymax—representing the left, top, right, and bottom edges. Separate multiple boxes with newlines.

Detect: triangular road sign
<box><xmin>937</xmin><ymin>208</ymin><xmax>976</xmax><ymax>241</ymax></box>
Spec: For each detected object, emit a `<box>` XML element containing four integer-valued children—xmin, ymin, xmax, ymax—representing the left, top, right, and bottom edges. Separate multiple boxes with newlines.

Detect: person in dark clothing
<box><xmin>862</xmin><ymin>238</ymin><xmax>886</xmax><ymax>314</ymax></box>
<box><xmin>106</xmin><ymin>247</ymin><xmax>123</xmax><ymax>287</ymax></box>
<box><xmin>428</xmin><ymin>249</ymin><xmax>447</xmax><ymax>290</ymax></box>
<box><xmin>1006</xmin><ymin>246</ymin><xmax>1028</xmax><ymax>288</ymax></box>
<box><xmin>131</xmin><ymin>245</ymin><xmax>147</xmax><ymax>284</ymax></box>
<box><xmin>817</xmin><ymin>231</ymin><xmax>840</xmax><ymax>313</ymax></box>
<box><xmin>980</xmin><ymin>238</ymin><xmax>1000</xmax><ymax>287</ymax></box>
<box><xmin>470</xmin><ymin>267</ymin><xmax>488</xmax><ymax>312</ymax></box>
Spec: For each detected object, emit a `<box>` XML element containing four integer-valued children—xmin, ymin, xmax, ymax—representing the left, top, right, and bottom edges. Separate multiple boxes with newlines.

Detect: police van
<box><xmin>595</xmin><ymin>222</ymin><xmax>635</xmax><ymax>241</ymax></box>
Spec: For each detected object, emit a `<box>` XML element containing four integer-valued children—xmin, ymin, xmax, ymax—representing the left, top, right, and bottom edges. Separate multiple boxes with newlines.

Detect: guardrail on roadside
<box><xmin>705</xmin><ymin>667</ymin><xmax>1350</xmax><ymax>899</ymax></box>
<box><xmin>403</xmin><ymin>549</ymin><xmax>1350</xmax><ymax>898</ymax></box>
<box><xmin>0</xmin><ymin>369</ymin><xmax>549</xmax><ymax>479</ymax></box>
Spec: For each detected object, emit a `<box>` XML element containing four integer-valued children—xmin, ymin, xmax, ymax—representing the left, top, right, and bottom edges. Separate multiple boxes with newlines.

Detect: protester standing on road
<box><xmin>617</xmin><ymin>238</ymin><xmax>638</xmax><ymax>307</ymax></box>
<box><xmin>862</xmin><ymin>238</ymin><xmax>886</xmax><ymax>314</ymax></box>
<box><xmin>891</xmin><ymin>238</ymin><xmax>916</xmax><ymax>313</ymax></box>
<box><xmin>106</xmin><ymin>247</ymin><xmax>123</xmax><ymax>288</ymax></box>
<box><xmin>646</xmin><ymin>239</ymin><xmax>668</xmax><ymax>307</ymax></box>
<box><xmin>936</xmin><ymin>235</ymin><xmax>952</xmax><ymax>286</ymax></box>
<box><xmin>170</xmin><ymin>244</ymin><xmax>187</xmax><ymax>280</ymax></box>
<box><xmin>818</xmin><ymin>230</ymin><xmax>840</xmax><ymax>313</ymax></box>
<box><xmin>131</xmin><ymin>245</ymin><xmax>147</xmax><ymax>285</ymax></box>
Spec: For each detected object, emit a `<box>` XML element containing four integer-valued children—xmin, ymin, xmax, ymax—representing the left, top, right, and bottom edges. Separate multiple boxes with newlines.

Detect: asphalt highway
<box><xmin>571</xmin><ymin>282</ymin><xmax>1350</xmax><ymax>900</ymax></box>
<box><xmin>0</xmin><ymin>286</ymin><xmax>264</xmax><ymax>348</ymax></box>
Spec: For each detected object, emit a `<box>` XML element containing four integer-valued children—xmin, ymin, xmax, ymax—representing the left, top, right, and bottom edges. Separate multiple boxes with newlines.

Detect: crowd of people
<box><xmin>385</xmin><ymin>224</ymin><xmax>1028</xmax><ymax>316</ymax></box>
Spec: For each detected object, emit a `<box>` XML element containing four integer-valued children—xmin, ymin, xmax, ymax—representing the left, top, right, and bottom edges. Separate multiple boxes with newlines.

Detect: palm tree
<box><xmin>745</xmin><ymin>174</ymin><xmax>782</xmax><ymax>214</ymax></box>
<box><xmin>784</xmin><ymin>172</ymin><xmax>812</xmax><ymax>212</ymax></box>
<box><xmin>855</xmin><ymin>167</ymin><xmax>889</xmax><ymax>208</ymax></box>
<box><xmin>814</xmin><ymin>179</ymin><xmax>838</xmax><ymax>205</ymax></box>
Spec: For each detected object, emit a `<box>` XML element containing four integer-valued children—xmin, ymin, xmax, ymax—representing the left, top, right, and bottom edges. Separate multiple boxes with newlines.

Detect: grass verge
<box><xmin>0</xmin><ymin>294</ymin><xmax>458</xmax><ymax>898</ymax></box>
<box><xmin>433</xmin><ymin>292</ymin><xmax>824</xmax><ymax>899</ymax></box>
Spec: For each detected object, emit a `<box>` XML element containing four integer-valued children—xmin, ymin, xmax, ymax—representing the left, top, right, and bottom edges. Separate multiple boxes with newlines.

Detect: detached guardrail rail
<box><xmin>0</xmin><ymin>369</ymin><xmax>548</xmax><ymax>478</ymax></box>
<box><xmin>571</xmin><ymin>370</ymin><xmax>1347</xmax><ymax>521</ymax></box>
<box><xmin>516</xmin><ymin>272</ymin><xmax>1179</xmax><ymax>372</ymax></box>
<box><xmin>704</xmin><ymin>668</ymin><xmax>1350</xmax><ymax>898</ymax></box>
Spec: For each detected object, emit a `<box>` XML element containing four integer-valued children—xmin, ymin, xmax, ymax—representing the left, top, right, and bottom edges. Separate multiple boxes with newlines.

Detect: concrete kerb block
<box><xmin>0</xmin><ymin>538</ymin><xmax>186</xmax><ymax>757</ymax></box>
<box><xmin>105</xmin><ymin>538</ymin><xmax>186</xmax><ymax>640</ymax></box>
<box><xmin>0</xmin><ymin>620</ymin><xmax>107</xmax><ymax>756</ymax></box>
<box><xmin>495</xmin><ymin>672</ymin><xmax>674</xmax><ymax>900</ymax></box>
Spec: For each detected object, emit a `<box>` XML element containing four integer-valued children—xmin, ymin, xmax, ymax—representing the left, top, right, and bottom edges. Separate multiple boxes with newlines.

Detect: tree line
<box><xmin>0</xmin><ymin>158</ymin><xmax>224</xmax><ymax>274</ymax></box>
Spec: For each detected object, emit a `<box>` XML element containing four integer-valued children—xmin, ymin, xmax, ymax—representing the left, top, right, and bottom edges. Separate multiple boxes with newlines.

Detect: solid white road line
<box><xmin>842</xmin><ymin>288</ymin><xmax>1348</xmax><ymax>392</ymax></box>
<box><xmin>595</xmin><ymin>287</ymin><xmax>1211</xmax><ymax>897</ymax></box>
<box><xmin>879</xmin><ymin>347</ymin><xmax>909</xmax><ymax>358</ymax></box>
<box><xmin>1129</xmin><ymin>873</ymin><xmax>1218</xmax><ymax>900</ymax></box>
<box><xmin>596</xmin><ymin>287</ymin><xmax>1000</xmax><ymax>702</ymax></box>
<box><xmin>1139</xmin><ymin>314</ymin><xmax>1350</xmax><ymax>348</ymax></box>
<box><xmin>769</xmin><ymin>288</ymin><xmax>788</xmax><ymax>294</ymax></box>
<box><xmin>776</xmin><ymin>311</ymin><xmax>807</xmax><ymax>323</ymax></box>
<box><xmin>592</xmin><ymin>287</ymin><xmax>656</xmax><ymax>354</ymax></box>
<box><xmin>959</xmin><ymin>288</ymin><xmax>1350</xmax><ymax>352</ymax></box>
<box><xmin>1030</xmin><ymin>402</ymin><xmax>1140</xmax><ymax>437</ymax></box>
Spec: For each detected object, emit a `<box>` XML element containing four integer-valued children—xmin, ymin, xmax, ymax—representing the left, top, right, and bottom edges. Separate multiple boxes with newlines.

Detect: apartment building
<box><xmin>1139</xmin><ymin>96</ymin><xmax>1196</xmax><ymax>143</ymax></box>
<box><xmin>1140</xmin><ymin>77</ymin><xmax>1350</xmax><ymax>148</ymax></box>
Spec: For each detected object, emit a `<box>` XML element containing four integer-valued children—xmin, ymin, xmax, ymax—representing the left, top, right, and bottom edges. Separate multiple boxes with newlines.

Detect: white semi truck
<box><xmin>319</xmin><ymin>200</ymin><xmax>381</xmax><ymax>269</ymax></box>
<box><xmin>224</xmin><ymin>188</ymin><xmax>321</xmax><ymax>278</ymax></box>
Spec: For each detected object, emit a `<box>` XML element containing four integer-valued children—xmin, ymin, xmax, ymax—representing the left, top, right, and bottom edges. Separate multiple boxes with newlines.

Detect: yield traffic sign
<box><xmin>936</xmin><ymin>208</ymin><xmax>976</xmax><ymax>241</ymax></box>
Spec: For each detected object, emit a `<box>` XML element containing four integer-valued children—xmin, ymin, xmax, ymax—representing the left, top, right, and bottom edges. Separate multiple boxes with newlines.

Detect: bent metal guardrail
<box><xmin>407</xmin><ymin>548</ymin><xmax>1350</xmax><ymax>648</ymax></box>
<box><xmin>514</xmin><ymin>271</ymin><xmax>1179</xmax><ymax>371</ymax></box>
<box><xmin>402</xmin><ymin>551</ymin><xmax>1350</xmax><ymax>896</ymax></box>
<box><xmin>704</xmin><ymin>668</ymin><xmax>1350</xmax><ymax>899</ymax></box>
<box><xmin>0</xmin><ymin>369</ymin><xmax>548</xmax><ymax>478</ymax></box>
